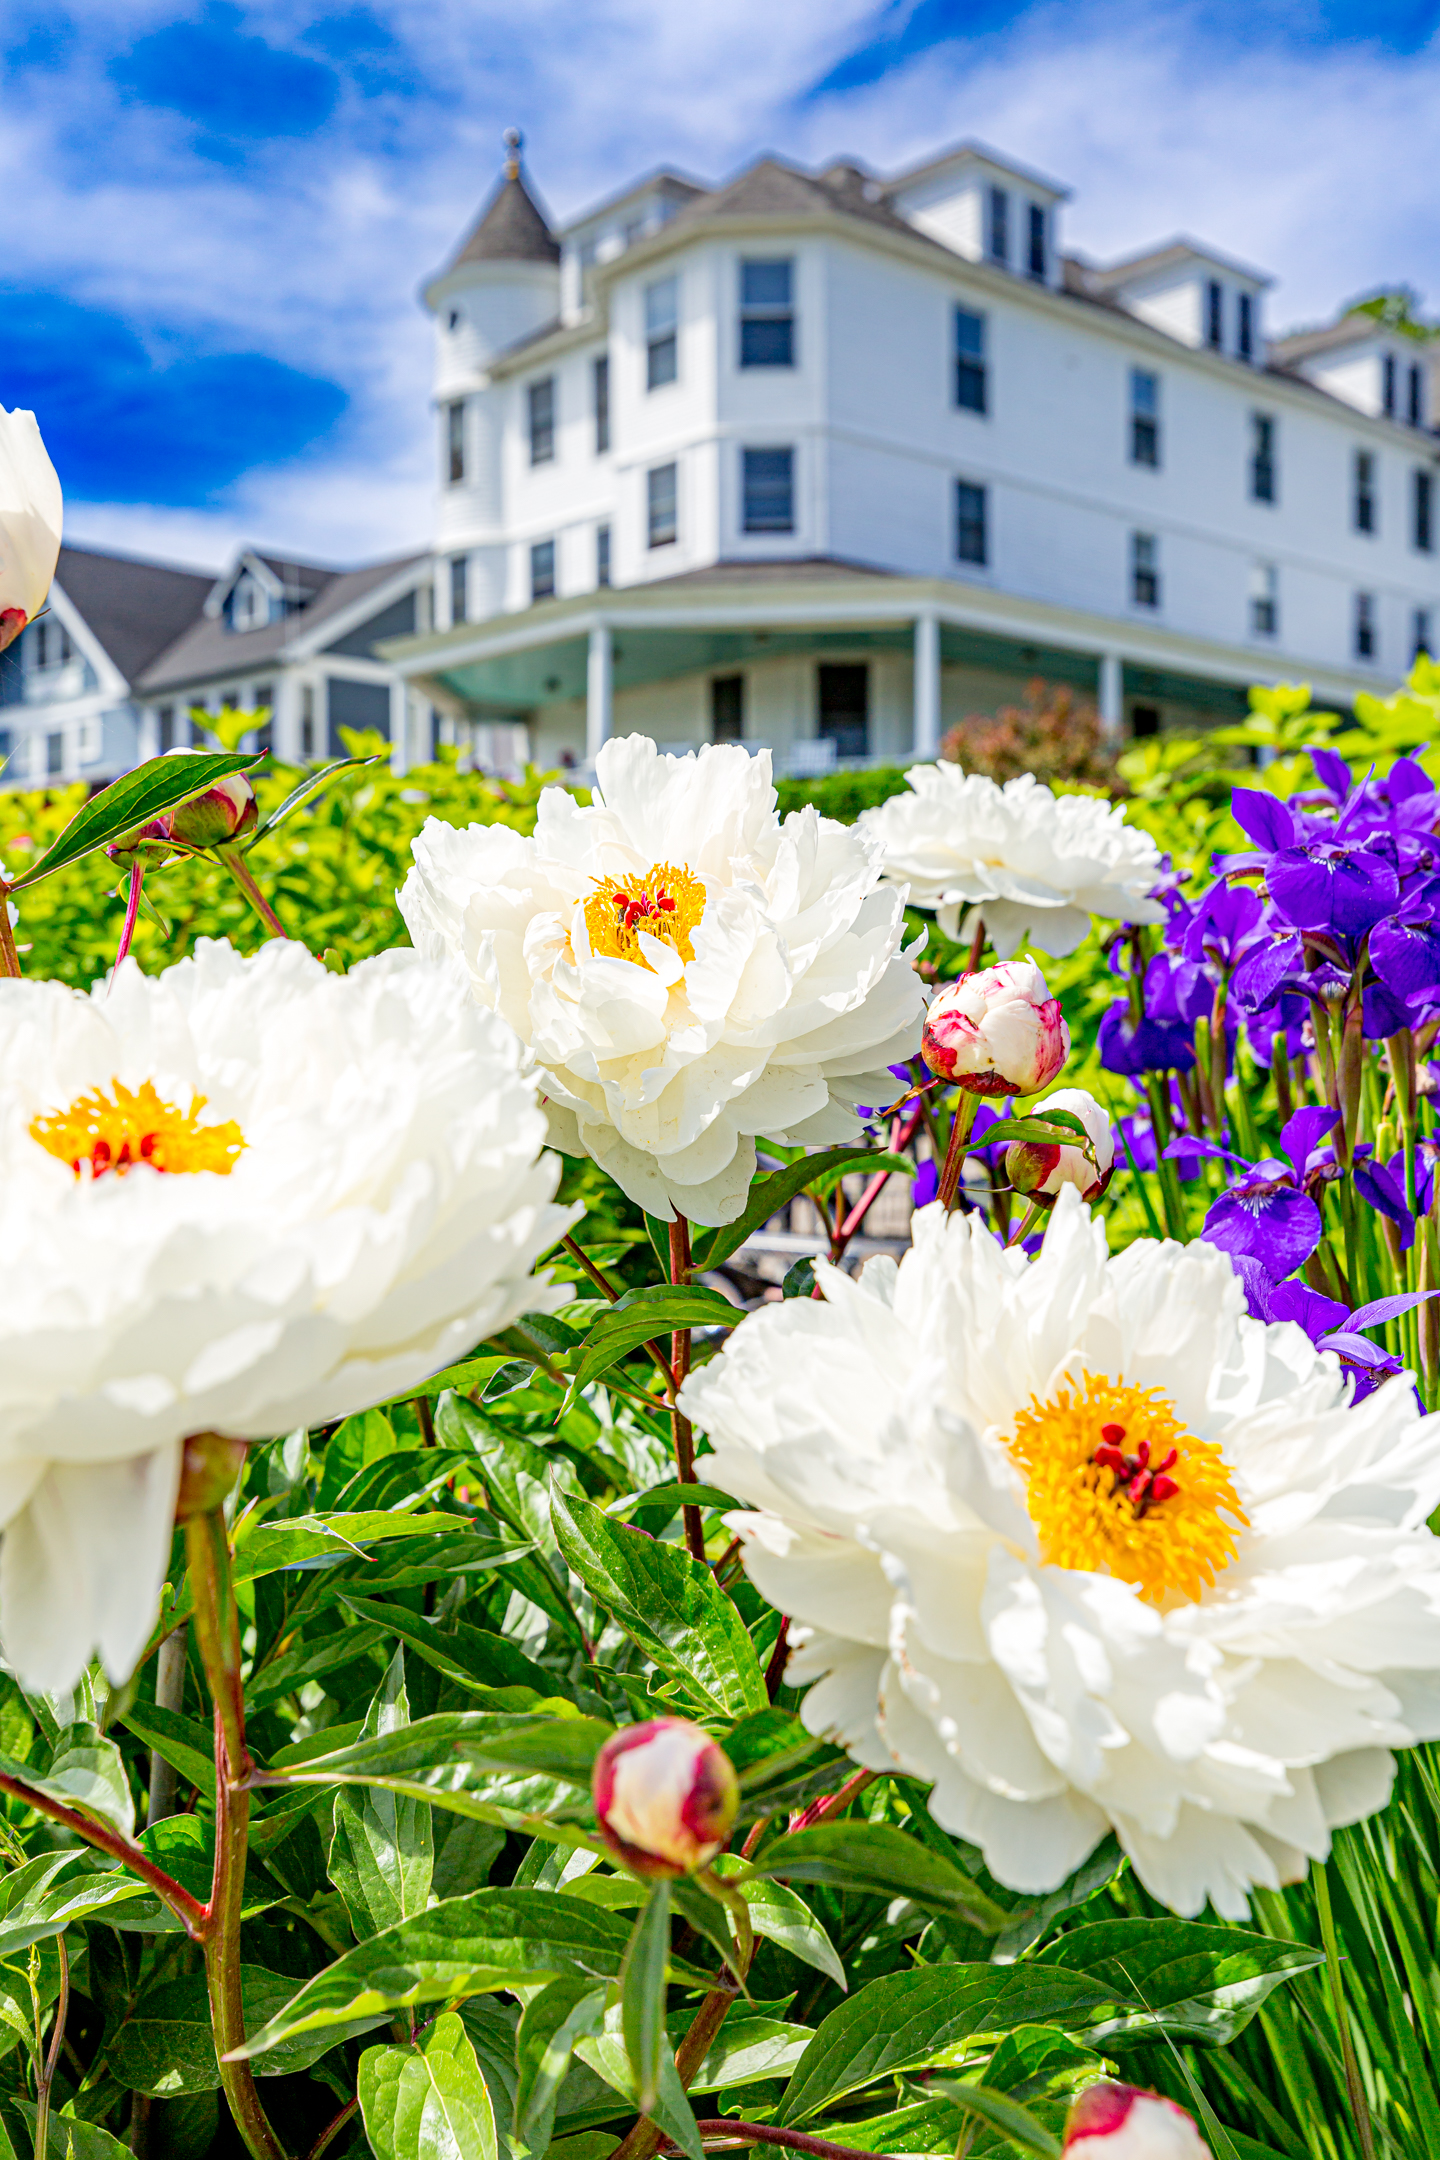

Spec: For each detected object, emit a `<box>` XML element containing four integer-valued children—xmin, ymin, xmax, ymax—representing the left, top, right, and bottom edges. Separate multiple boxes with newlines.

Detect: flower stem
<box><xmin>679</xmin><ymin>2124</ymin><xmax>911</xmax><ymax>2160</ymax></box>
<box><xmin>668</xmin><ymin>1215</ymin><xmax>705</xmax><ymax>1563</ymax></box>
<box><xmin>186</xmin><ymin>1507</ymin><xmax>287</xmax><ymax>2160</ymax></box>
<box><xmin>113</xmin><ymin>861</ymin><xmax>144</xmax><ymax>973</ymax></box>
<box><xmin>936</xmin><ymin>1093</ymin><xmax>980</xmax><ymax>1212</ymax></box>
<box><xmin>0</xmin><ymin>883</ymin><xmax>20</xmax><ymax>980</ymax></box>
<box><xmin>564</xmin><ymin>1234</ymin><xmax>676</xmax><ymax>1390</ymax></box>
<box><xmin>0</xmin><ymin>1773</ymin><xmax>204</xmax><ymax>1933</ymax></box>
<box><xmin>32</xmin><ymin>1933</ymin><xmax>68</xmax><ymax>2160</ymax></box>
<box><xmin>1314</xmin><ymin>1859</ymin><xmax>1376</xmax><ymax>2160</ymax></box>
<box><xmin>216</xmin><ymin>844</ymin><xmax>288</xmax><ymax>940</ymax></box>
<box><xmin>963</xmin><ymin>913</ymin><xmax>986</xmax><ymax>977</ymax></box>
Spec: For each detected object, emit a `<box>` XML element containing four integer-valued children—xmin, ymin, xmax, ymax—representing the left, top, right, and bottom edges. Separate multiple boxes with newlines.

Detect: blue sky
<box><xmin>5</xmin><ymin>0</ymin><xmax>1440</xmax><ymax>569</ymax></box>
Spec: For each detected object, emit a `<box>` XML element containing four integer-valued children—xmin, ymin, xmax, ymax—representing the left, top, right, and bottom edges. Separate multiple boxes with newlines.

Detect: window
<box><xmin>446</xmin><ymin>308</ymin><xmax>461</xmax><ymax>332</ymax></box>
<box><xmin>1250</xmin><ymin>413</ymin><xmax>1277</xmax><ymax>503</ymax></box>
<box><xmin>742</xmin><ymin>446</ymin><xmax>794</xmax><ymax>533</ymax></box>
<box><xmin>46</xmin><ymin>731</ymin><xmax>63</xmax><ymax>777</ymax></box>
<box><xmin>645</xmin><ymin>277</ymin><xmax>678</xmax><ymax>390</ymax></box>
<box><xmin>955</xmin><ymin>479</ymin><xmax>988</xmax><ymax>566</ymax></box>
<box><xmin>1206</xmin><ymin>280</ymin><xmax>1223</xmax><ymax>351</ymax></box>
<box><xmin>1355</xmin><ymin>591</ymin><xmax>1376</xmax><ymax>660</ymax></box>
<box><xmin>446</xmin><ymin>400</ymin><xmax>465</xmax><ymax>486</ymax></box>
<box><xmin>739</xmin><ymin>260</ymin><xmax>795</xmax><ymax>367</ymax></box>
<box><xmin>300</xmin><ymin>685</ymin><xmax>316</xmax><ymax>760</ymax></box>
<box><xmin>593</xmin><ymin>355</ymin><xmax>610</xmax><ymax>455</ymax></box>
<box><xmin>647</xmin><ymin>461</ymin><xmax>678</xmax><ymax>548</ymax></box>
<box><xmin>31</xmin><ymin>620</ymin><xmax>72</xmax><ymax>671</ymax></box>
<box><xmin>1384</xmin><ymin>354</ymin><xmax>1397</xmax><ymax>418</ymax></box>
<box><xmin>527</xmin><ymin>377</ymin><xmax>555</xmax><ymax>465</ymax></box>
<box><xmin>157</xmin><ymin>705</ymin><xmax>175</xmax><ymax>753</ymax></box>
<box><xmin>1130</xmin><ymin>369</ymin><xmax>1160</xmax><ymax>468</ymax></box>
<box><xmin>1238</xmin><ymin>291</ymin><xmax>1254</xmax><ymax>362</ymax></box>
<box><xmin>987</xmin><ymin>186</ymin><xmax>1009</xmax><ymax>265</ymax></box>
<box><xmin>1414</xmin><ymin>468</ymin><xmax>1434</xmax><ymax>553</ymax></box>
<box><xmin>954</xmin><ymin>307</ymin><xmax>987</xmax><ymax>414</ymax></box>
<box><xmin>1131</xmin><ymin>531</ymin><xmax>1160</xmax><ymax>609</ymax></box>
<box><xmin>76</xmin><ymin>716</ymin><xmax>101</xmax><ymax>764</ymax></box>
<box><xmin>450</xmin><ymin>554</ymin><xmax>468</xmax><ymax>626</ymax></box>
<box><xmin>711</xmin><ymin>674</ymin><xmax>744</xmax><ymax>744</ymax></box>
<box><xmin>530</xmin><ymin>540</ymin><xmax>556</xmax><ymax>602</ymax></box>
<box><xmin>1026</xmin><ymin>203</ymin><xmax>1047</xmax><ymax>279</ymax></box>
<box><xmin>1131</xmin><ymin>703</ymin><xmax>1161</xmax><ymax>739</ymax></box>
<box><xmin>596</xmin><ymin>523</ymin><xmax>611</xmax><ymax>588</ymax></box>
<box><xmin>1414</xmin><ymin>607</ymin><xmax>1432</xmax><ymax>660</ymax></box>
<box><xmin>818</xmin><ymin>663</ymin><xmax>869</xmax><ymax>760</ymax></box>
<box><xmin>1249</xmin><ymin>561</ymin><xmax>1278</xmax><ymax>638</ymax></box>
<box><xmin>1354</xmin><ymin>449</ymin><xmax>1377</xmax><ymax>533</ymax></box>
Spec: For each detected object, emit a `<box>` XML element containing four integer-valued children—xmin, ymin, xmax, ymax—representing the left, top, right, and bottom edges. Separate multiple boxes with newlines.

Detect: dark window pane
<box><xmin>741</xmin><ymin>260</ymin><xmax>791</xmax><ymax>308</ymax></box>
<box><xmin>955</xmin><ymin>480</ymin><xmax>987</xmax><ymax>565</ymax></box>
<box><xmin>593</xmin><ymin>355</ymin><xmax>610</xmax><ymax>455</ymax></box>
<box><xmin>1355</xmin><ymin>592</ymin><xmax>1376</xmax><ymax>658</ymax></box>
<box><xmin>955</xmin><ymin>308</ymin><xmax>987</xmax><ymax>414</ymax></box>
<box><xmin>743</xmin><ymin>446</ymin><xmax>794</xmax><ymax>533</ymax></box>
<box><xmin>1207</xmin><ymin>280</ymin><xmax>1223</xmax><ymax>349</ymax></box>
<box><xmin>447</xmin><ymin>400</ymin><xmax>465</xmax><ymax>485</ymax></box>
<box><xmin>1131</xmin><ymin>704</ymin><xmax>1160</xmax><ymax>738</ymax></box>
<box><xmin>988</xmin><ymin>186</ymin><xmax>1008</xmax><ymax>264</ymax></box>
<box><xmin>596</xmin><ymin>524</ymin><xmax>611</xmax><ymax>587</ymax></box>
<box><xmin>1415</xmin><ymin>469</ymin><xmax>1433</xmax><ymax>552</ymax></box>
<box><xmin>528</xmin><ymin>378</ymin><xmax>555</xmax><ymax>465</ymax></box>
<box><xmin>530</xmin><ymin>540</ymin><xmax>556</xmax><ymax>602</ymax></box>
<box><xmin>740</xmin><ymin>317</ymin><xmax>794</xmax><ymax>367</ymax></box>
<box><xmin>326</xmin><ymin>676</ymin><xmax>390</xmax><ymax>757</ymax></box>
<box><xmin>1410</xmin><ymin>364</ymin><xmax>1423</xmax><ymax>427</ymax></box>
<box><xmin>647</xmin><ymin>332</ymin><xmax>678</xmax><ymax>390</ymax></box>
<box><xmin>1238</xmin><ymin>292</ymin><xmax>1254</xmax><ymax>361</ymax></box>
<box><xmin>648</xmin><ymin>462</ymin><xmax>678</xmax><ymax>548</ymax></box>
<box><xmin>450</xmin><ymin>555</ymin><xmax>468</xmax><ymax>625</ymax></box>
<box><xmin>1384</xmin><ymin>354</ymin><xmax>1397</xmax><ymax>417</ymax></box>
<box><xmin>818</xmin><ymin>662</ymin><xmax>868</xmax><ymax>760</ymax></box>
<box><xmin>1027</xmin><ymin>202</ymin><xmax>1046</xmax><ymax>278</ymax></box>
<box><xmin>157</xmin><ymin>705</ymin><xmax>175</xmax><ymax>753</ymax></box>
<box><xmin>711</xmin><ymin>673</ymin><xmax>744</xmax><ymax>743</ymax></box>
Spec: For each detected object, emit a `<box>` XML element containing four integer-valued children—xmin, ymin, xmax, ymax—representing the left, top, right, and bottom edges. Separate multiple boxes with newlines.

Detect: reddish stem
<box><xmin>764</xmin><ymin>1617</ymin><xmax>790</xmax><ymax>1700</ymax></box>
<box><xmin>0</xmin><ymin>881</ymin><xmax>21</xmax><ymax>979</ymax></box>
<box><xmin>0</xmin><ymin>1772</ymin><xmax>205</xmax><ymax>1934</ymax></box>
<box><xmin>680</xmin><ymin>2126</ymin><xmax>906</xmax><ymax>2160</ymax></box>
<box><xmin>114</xmin><ymin>860</ymin><xmax>144</xmax><ymax>972</ymax></box>
<box><xmin>788</xmin><ymin>1767</ymin><xmax>876</xmax><ymax>1834</ymax></box>
<box><xmin>829</xmin><ymin>1107</ymin><xmax>923</xmax><ymax>1264</ymax></box>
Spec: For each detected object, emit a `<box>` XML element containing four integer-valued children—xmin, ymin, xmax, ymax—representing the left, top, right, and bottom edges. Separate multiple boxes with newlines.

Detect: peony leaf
<box><xmin>620</xmin><ymin>1880</ymin><xmax>671</xmax><ymax>2114</ymax></box>
<box><xmin>747</xmin><ymin>1822</ymin><xmax>1006</xmax><ymax>1933</ymax></box>
<box><xmin>358</xmin><ymin>2012</ymin><xmax>498</xmax><ymax>2160</ymax></box>
<box><xmin>120</xmin><ymin>1702</ymin><xmax>217</xmax><ymax>1798</ymax></box>
<box><xmin>9</xmin><ymin>2102</ymin><xmax>132</xmax><ymax>2160</ymax></box>
<box><xmin>775</xmin><ymin>1965</ymin><xmax>1112</xmax><ymax>2123</ymax></box>
<box><xmin>245</xmin><ymin>751</ymin><xmax>384</xmax><ymax>846</ymax></box>
<box><xmin>709</xmin><ymin>1857</ymin><xmax>846</xmax><ymax>1990</ymax></box>
<box><xmin>30</xmin><ymin>1727</ymin><xmax>134</xmax><ymax>1838</ymax></box>
<box><xmin>924</xmin><ymin>2079</ymin><xmax>1062</xmax><ymax>2158</ymax></box>
<box><xmin>512</xmin><ymin>1979</ymin><xmax>609</xmax><ymax>2160</ymax></box>
<box><xmin>110</xmin><ymin>1964</ymin><xmax>379</xmax><ymax>2094</ymax></box>
<box><xmin>5</xmin><ymin>750</ymin><xmax>262</xmax><ymax>892</ymax></box>
<box><xmin>231</xmin><ymin>1890</ymin><xmax>646</xmax><ymax>2057</ymax></box>
<box><xmin>561</xmin><ymin>1286</ymin><xmax>737</xmax><ymax>1408</ymax></box>
<box><xmin>1034</xmin><ymin>1917</ymin><xmax>1323</xmax><ymax>2044</ymax></box>
<box><xmin>550</xmin><ymin>1489</ymin><xmax>768</xmax><ymax>1717</ymax></box>
<box><xmin>329</xmin><ymin>1648</ymin><xmax>435</xmax><ymax>1942</ymax></box>
<box><xmin>340</xmin><ymin>1596</ymin><xmax>572</xmax><ymax>1704</ymax></box>
<box><xmin>997</xmin><ymin>1111</ymin><xmax>1093</xmax><ymax>1151</ymax></box>
<box><xmin>692</xmin><ymin>1147</ymin><xmax>910</xmax><ymax>1271</ymax></box>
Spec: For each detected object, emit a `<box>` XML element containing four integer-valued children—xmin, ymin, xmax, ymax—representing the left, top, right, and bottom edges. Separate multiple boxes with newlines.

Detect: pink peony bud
<box><xmin>1006</xmin><ymin>1087</ymin><xmax>1114</xmax><ymax>1203</ymax></box>
<box><xmin>593</xmin><ymin>1717</ymin><xmax>739</xmax><ymax>1877</ymax></box>
<box><xmin>922</xmin><ymin>958</ymin><xmax>1069</xmax><ymax>1097</ymax></box>
<box><xmin>1063</xmin><ymin>2083</ymin><xmax>1211</xmax><ymax>2157</ymax></box>
<box><xmin>170</xmin><ymin>773</ymin><xmax>258</xmax><ymax>850</ymax></box>
<box><xmin>106</xmin><ymin>814</ymin><xmax>177</xmax><ymax>871</ymax></box>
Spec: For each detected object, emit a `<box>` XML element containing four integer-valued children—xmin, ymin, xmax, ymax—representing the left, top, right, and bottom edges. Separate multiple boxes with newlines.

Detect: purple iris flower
<box><xmin>1239</xmin><ymin>1270</ymin><xmax>1440</xmax><ymax>1403</ymax></box>
<box><xmin>912</xmin><ymin>1158</ymin><xmax>938</xmax><ymax>1208</ymax></box>
<box><xmin>1173</xmin><ymin>1106</ymin><xmax>1340</xmax><ymax>1278</ymax></box>
<box><xmin>1267</xmin><ymin>836</ymin><xmax>1400</xmax><ymax>939</ymax></box>
<box><xmin>1352</xmin><ymin>1150</ymin><xmax>1417</xmax><ymax>1251</ymax></box>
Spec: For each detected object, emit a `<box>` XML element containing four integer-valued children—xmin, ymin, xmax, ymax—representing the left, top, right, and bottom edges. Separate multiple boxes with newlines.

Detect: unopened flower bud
<box><xmin>171</xmin><ymin>773</ymin><xmax>258</xmax><ymax>850</ymax></box>
<box><xmin>593</xmin><ymin>1717</ymin><xmax>739</xmax><ymax>1877</ymax></box>
<box><xmin>0</xmin><ymin>408</ymin><xmax>63</xmax><ymax>655</ymax></box>
<box><xmin>1006</xmin><ymin>1087</ymin><xmax>1114</xmax><ymax>1204</ymax></box>
<box><xmin>175</xmin><ymin>1431</ymin><xmax>248</xmax><ymax>1520</ymax></box>
<box><xmin>1063</xmin><ymin>2083</ymin><xmax>1210</xmax><ymax>2157</ymax></box>
<box><xmin>106</xmin><ymin>814</ymin><xmax>176</xmax><ymax>871</ymax></box>
<box><xmin>922</xmin><ymin>958</ymin><xmax>1069</xmax><ymax>1097</ymax></box>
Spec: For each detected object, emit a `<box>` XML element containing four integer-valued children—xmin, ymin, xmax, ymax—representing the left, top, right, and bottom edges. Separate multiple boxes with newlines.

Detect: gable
<box><xmin>322</xmin><ymin>591</ymin><xmax>417</xmax><ymax>658</ymax></box>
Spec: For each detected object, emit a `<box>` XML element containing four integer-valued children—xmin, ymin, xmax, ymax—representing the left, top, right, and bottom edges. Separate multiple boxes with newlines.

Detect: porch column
<box><xmin>1098</xmin><ymin>651</ymin><xmax>1123</xmax><ymax>737</ymax></box>
<box><xmin>586</xmin><ymin>622</ymin><xmax>613</xmax><ymax>763</ymax></box>
<box><xmin>912</xmin><ymin>608</ymin><xmax>941</xmax><ymax>760</ymax></box>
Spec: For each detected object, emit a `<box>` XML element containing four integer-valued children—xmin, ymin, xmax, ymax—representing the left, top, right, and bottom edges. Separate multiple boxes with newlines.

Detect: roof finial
<box><xmin>503</xmin><ymin>127</ymin><xmax>523</xmax><ymax>180</ymax></box>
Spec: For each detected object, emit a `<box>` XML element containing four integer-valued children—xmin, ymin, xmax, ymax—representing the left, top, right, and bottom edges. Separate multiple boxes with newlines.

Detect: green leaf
<box><xmin>575</xmin><ymin>2006</ymin><xmax>704</xmax><ymax>2160</ymax></box>
<box><xmin>775</xmin><ymin>1966</ymin><xmax>1115</xmax><ymax>2124</ymax></box>
<box><xmin>708</xmin><ymin>1858</ymin><xmax>845</xmax><ymax>1991</ymax></box>
<box><xmin>724</xmin><ymin>1709</ymin><xmax>847</xmax><ymax>1810</ymax></box>
<box><xmin>692</xmin><ymin>1147</ymin><xmax>910</xmax><ymax>1270</ymax></box>
<box><xmin>340</xmin><ymin>1597</ymin><xmax>569</xmax><ymax>1702</ymax></box>
<box><xmin>28</xmin><ymin>1726</ymin><xmax>134</xmax><ymax>1837</ymax></box>
<box><xmin>0</xmin><ymin>1851</ymin><xmax>151</xmax><ymax>1957</ymax></box>
<box><xmin>451</xmin><ymin>1713</ymin><xmax>615</xmax><ymax>1786</ymax></box>
<box><xmin>359</xmin><ymin>2011</ymin><xmax>498</xmax><ymax>2160</ymax></box>
<box><xmin>749</xmin><ymin>1822</ymin><xmax>1006</xmax><ymax>1932</ymax></box>
<box><xmin>551</xmin><ymin>1489</ymin><xmax>767</xmax><ymax>1717</ymax></box>
<box><xmin>110</xmin><ymin>1965</ymin><xmax>378</xmax><ymax>2093</ymax></box>
<box><xmin>316</xmin><ymin>1408</ymin><xmax>398</xmax><ymax>1511</ymax></box>
<box><xmin>612</xmin><ymin>1483</ymin><xmax>739</xmax><ymax>1522</ymax></box>
<box><xmin>513</xmin><ymin>1979</ymin><xmax>610</xmax><ymax>2160</ymax></box>
<box><xmin>621</xmin><ymin>1881</ymin><xmax>671</xmax><ymax>2113</ymax></box>
<box><xmin>563</xmin><ymin>1283</ymin><xmax>736</xmax><ymax>1395</ymax></box>
<box><xmin>246</xmin><ymin>752</ymin><xmax>383</xmax><ymax>846</ymax></box>
<box><xmin>7</xmin><ymin>751</ymin><xmax>260</xmax><ymax>892</ymax></box>
<box><xmin>245</xmin><ymin>1620</ymin><xmax>391</xmax><ymax>1712</ymax></box>
<box><xmin>115</xmin><ymin>1813</ymin><xmax>285</xmax><ymax>1932</ymax></box>
<box><xmin>233</xmin><ymin>1889</ymin><xmax>645</xmax><ymax>2057</ymax></box>
<box><xmin>330</xmin><ymin>1646</ymin><xmax>435</xmax><ymax>1940</ymax></box>
<box><xmin>10</xmin><ymin>2102</ymin><xmax>131</xmax><ymax>2160</ymax></box>
<box><xmin>994</xmin><ymin>1112</ymin><xmax>1094</xmax><ymax>1153</ymax></box>
<box><xmin>1034</xmin><ymin>1918</ymin><xmax>1324</xmax><ymax>2046</ymax></box>
<box><xmin>120</xmin><ymin>1702</ymin><xmax>217</xmax><ymax>1798</ymax></box>
<box><xmin>924</xmin><ymin>2079</ymin><xmax>1062</xmax><ymax>2158</ymax></box>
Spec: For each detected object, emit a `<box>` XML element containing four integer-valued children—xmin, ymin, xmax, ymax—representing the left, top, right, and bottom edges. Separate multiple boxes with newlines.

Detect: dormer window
<box><xmin>1410</xmin><ymin>364</ymin><xmax>1424</xmax><ymax>428</ymax></box>
<box><xmin>1027</xmin><ymin>204</ymin><xmax>1046</xmax><ymax>280</ymax></box>
<box><xmin>987</xmin><ymin>187</ymin><xmax>1009</xmax><ymax>267</ymax></box>
<box><xmin>227</xmin><ymin>575</ymin><xmax>270</xmax><ymax>632</ymax></box>
<box><xmin>1206</xmin><ymin>281</ymin><xmax>1223</xmax><ymax>351</ymax></box>
<box><xmin>1238</xmin><ymin>293</ymin><xmax>1254</xmax><ymax>362</ymax></box>
<box><xmin>447</xmin><ymin>309</ymin><xmax>461</xmax><ymax>332</ymax></box>
<box><xmin>1384</xmin><ymin>355</ymin><xmax>1397</xmax><ymax>418</ymax></box>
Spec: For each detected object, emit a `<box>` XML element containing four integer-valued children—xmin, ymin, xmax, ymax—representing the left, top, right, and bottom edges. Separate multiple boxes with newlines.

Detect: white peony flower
<box><xmin>0</xmin><ymin>938</ymin><xmax>575</xmax><ymax>1694</ymax></box>
<box><xmin>0</xmin><ymin>408</ymin><xmax>63</xmax><ymax>655</ymax></box>
<box><xmin>680</xmin><ymin>1188</ymin><xmax>1440</xmax><ymax>1919</ymax></box>
<box><xmin>399</xmin><ymin>736</ymin><xmax>924</xmax><ymax>1225</ymax></box>
<box><xmin>860</xmin><ymin>765</ymin><xmax>1165</xmax><ymax>957</ymax></box>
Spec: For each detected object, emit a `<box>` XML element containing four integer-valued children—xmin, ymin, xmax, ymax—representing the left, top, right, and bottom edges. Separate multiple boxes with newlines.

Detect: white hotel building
<box><xmin>386</xmin><ymin>133</ymin><xmax>1440</xmax><ymax>771</ymax></box>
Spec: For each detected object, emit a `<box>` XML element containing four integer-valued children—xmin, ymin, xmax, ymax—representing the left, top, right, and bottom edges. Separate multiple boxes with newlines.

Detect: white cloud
<box><xmin>22</xmin><ymin>0</ymin><xmax>1440</xmax><ymax>570</ymax></box>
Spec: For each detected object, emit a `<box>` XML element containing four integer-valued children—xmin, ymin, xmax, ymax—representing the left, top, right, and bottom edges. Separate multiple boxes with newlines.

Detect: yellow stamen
<box><xmin>31</xmin><ymin>1078</ymin><xmax>245</xmax><ymax>1180</ymax></box>
<box><xmin>583</xmin><ymin>862</ymin><xmax>706</xmax><ymax>970</ymax></box>
<box><xmin>1008</xmin><ymin>1373</ymin><xmax>1245</xmax><ymax>1605</ymax></box>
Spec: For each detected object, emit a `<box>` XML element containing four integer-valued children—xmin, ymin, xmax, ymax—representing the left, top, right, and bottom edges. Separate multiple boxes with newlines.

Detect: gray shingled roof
<box><xmin>1270</xmin><ymin>317</ymin><xmax>1392</xmax><ymax>364</ymax></box>
<box><xmin>138</xmin><ymin>553</ymin><xmax>429</xmax><ymax>694</ymax></box>
<box><xmin>666</xmin><ymin>156</ymin><xmax>919</xmax><ymax>245</ymax></box>
<box><xmin>53</xmin><ymin>546</ymin><xmax>213</xmax><ymax>686</ymax></box>
<box><xmin>451</xmin><ymin>170</ymin><xmax>560</xmax><ymax>269</ymax></box>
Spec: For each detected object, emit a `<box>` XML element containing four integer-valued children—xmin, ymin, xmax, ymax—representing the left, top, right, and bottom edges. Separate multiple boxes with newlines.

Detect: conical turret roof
<box><xmin>451</xmin><ymin>136</ymin><xmax>560</xmax><ymax>269</ymax></box>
